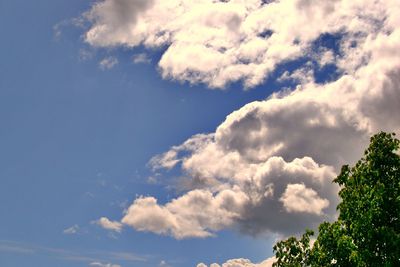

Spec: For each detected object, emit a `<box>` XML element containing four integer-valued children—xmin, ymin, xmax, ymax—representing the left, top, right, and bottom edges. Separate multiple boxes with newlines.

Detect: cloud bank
<box><xmin>84</xmin><ymin>0</ymin><xmax>397</xmax><ymax>88</ymax></box>
<box><xmin>83</xmin><ymin>0</ymin><xmax>400</xmax><ymax>241</ymax></box>
<box><xmin>127</xmin><ymin>28</ymin><xmax>400</xmax><ymax>236</ymax></box>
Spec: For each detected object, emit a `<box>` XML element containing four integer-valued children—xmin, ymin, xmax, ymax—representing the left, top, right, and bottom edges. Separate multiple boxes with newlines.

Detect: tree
<box><xmin>273</xmin><ymin>230</ymin><xmax>314</xmax><ymax>267</ymax></box>
<box><xmin>273</xmin><ymin>132</ymin><xmax>400</xmax><ymax>266</ymax></box>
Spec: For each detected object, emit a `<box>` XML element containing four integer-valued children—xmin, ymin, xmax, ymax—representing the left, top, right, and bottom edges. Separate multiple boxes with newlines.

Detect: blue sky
<box><xmin>1</xmin><ymin>1</ymin><xmax>399</xmax><ymax>267</ymax></box>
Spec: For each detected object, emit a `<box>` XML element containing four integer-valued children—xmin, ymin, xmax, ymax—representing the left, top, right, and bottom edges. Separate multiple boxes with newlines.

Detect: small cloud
<box><xmin>147</xmin><ymin>176</ymin><xmax>158</xmax><ymax>185</ymax></box>
<box><xmin>53</xmin><ymin>18</ymin><xmax>84</xmax><ymax>41</ymax></box>
<box><xmin>93</xmin><ymin>217</ymin><xmax>123</xmax><ymax>233</ymax></box>
<box><xmin>318</xmin><ymin>49</ymin><xmax>335</xmax><ymax>66</ymax></box>
<box><xmin>109</xmin><ymin>252</ymin><xmax>144</xmax><ymax>262</ymax></box>
<box><xmin>53</xmin><ymin>23</ymin><xmax>63</xmax><ymax>40</ymax></box>
<box><xmin>89</xmin><ymin>262</ymin><xmax>121</xmax><ymax>267</ymax></box>
<box><xmin>99</xmin><ymin>57</ymin><xmax>118</xmax><ymax>70</ymax></box>
<box><xmin>277</xmin><ymin>66</ymin><xmax>314</xmax><ymax>84</ymax></box>
<box><xmin>52</xmin><ymin>19</ymin><xmax>72</xmax><ymax>41</ymax></box>
<box><xmin>63</xmin><ymin>225</ymin><xmax>80</xmax><ymax>235</ymax></box>
<box><xmin>132</xmin><ymin>53</ymin><xmax>151</xmax><ymax>64</ymax></box>
<box><xmin>159</xmin><ymin>260</ymin><xmax>171</xmax><ymax>267</ymax></box>
<box><xmin>79</xmin><ymin>49</ymin><xmax>94</xmax><ymax>61</ymax></box>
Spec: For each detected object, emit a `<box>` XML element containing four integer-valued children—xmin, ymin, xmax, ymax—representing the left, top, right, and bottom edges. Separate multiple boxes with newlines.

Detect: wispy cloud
<box><xmin>79</xmin><ymin>48</ymin><xmax>94</xmax><ymax>61</ymax></box>
<box><xmin>99</xmin><ymin>56</ymin><xmax>118</xmax><ymax>70</ymax></box>
<box><xmin>0</xmin><ymin>243</ymin><xmax>35</xmax><ymax>254</ymax></box>
<box><xmin>63</xmin><ymin>224</ymin><xmax>80</xmax><ymax>235</ymax></box>
<box><xmin>132</xmin><ymin>53</ymin><xmax>151</xmax><ymax>64</ymax></box>
<box><xmin>89</xmin><ymin>262</ymin><xmax>121</xmax><ymax>267</ymax></box>
<box><xmin>0</xmin><ymin>240</ymin><xmax>146</xmax><ymax>264</ymax></box>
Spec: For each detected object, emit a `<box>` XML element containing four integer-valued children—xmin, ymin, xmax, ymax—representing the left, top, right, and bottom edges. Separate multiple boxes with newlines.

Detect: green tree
<box><xmin>309</xmin><ymin>221</ymin><xmax>360</xmax><ymax>267</ymax></box>
<box><xmin>272</xmin><ymin>230</ymin><xmax>314</xmax><ymax>267</ymax></box>
<box><xmin>272</xmin><ymin>132</ymin><xmax>400</xmax><ymax>266</ymax></box>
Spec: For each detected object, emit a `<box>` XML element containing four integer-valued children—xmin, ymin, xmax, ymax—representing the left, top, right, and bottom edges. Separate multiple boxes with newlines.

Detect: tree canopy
<box><xmin>273</xmin><ymin>132</ymin><xmax>400</xmax><ymax>267</ymax></box>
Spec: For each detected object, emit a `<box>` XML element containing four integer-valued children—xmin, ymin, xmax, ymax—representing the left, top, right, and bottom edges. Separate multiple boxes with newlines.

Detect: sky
<box><xmin>0</xmin><ymin>0</ymin><xmax>399</xmax><ymax>267</ymax></box>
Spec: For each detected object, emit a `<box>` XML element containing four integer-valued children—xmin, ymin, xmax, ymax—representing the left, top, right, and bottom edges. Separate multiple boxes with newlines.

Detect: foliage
<box><xmin>272</xmin><ymin>132</ymin><xmax>400</xmax><ymax>266</ymax></box>
<box><xmin>272</xmin><ymin>230</ymin><xmax>314</xmax><ymax>267</ymax></box>
<box><xmin>310</xmin><ymin>221</ymin><xmax>360</xmax><ymax>267</ymax></box>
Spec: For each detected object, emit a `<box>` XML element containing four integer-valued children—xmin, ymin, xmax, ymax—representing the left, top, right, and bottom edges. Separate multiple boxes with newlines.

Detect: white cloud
<box><xmin>198</xmin><ymin>257</ymin><xmax>276</xmax><ymax>267</ymax></box>
<box><xmin>82</xmin><ymin>0</ymin><xmax>398</xmax><ymax>88</ymax></box>
<box><xmin>88</xmin><ymin>0</ymin><xmax>400</xmax><ymax>240</ymax></box>
<box><xmin>159</xmin><ymin>260</ymin><xmax>171</xmax><ymax>267</ymax></box>
<box><xmin>277</xmin><ymin>65</ymin><xmax>314</xmax><ymax>84</ymax></box>
<box><xmin>99</xmin><ymin>56</ymin><xmax>118</xmax><ymax>70</ymax></box>
<box><xmin>132</xmin><ymin>53</ymin><xmax>151</xmax><ymax>64</ymax></box>
<box><xmin>138</xmin><ymin>5</ymin><xmax>400</xmax><ymax>237</ymax></box>
<box><xmin>94</xmin><ymin>217</ymin><xmax>123</xmax><ymax>233</ymax></box>
<box><xmin>318</xmin><ymin>49</ymin><xmax>335</xmax><ymax>67</ymax></box>
<box><xmin>122</xmin><ymin>188</ymin><xmax>249</xmax><ymax>239</ymax></box>
<box><xmin>79</xmin><ymin>49</ymin><xmax>94</xmax><ymax>61</ymax></box>
<box><xmin>63</xmin><ymin>224</ymin><xmax>79</xmax><ymax>235</ymax></box>
<box><xmin>123</xmin><ymin>155</ymin><xmax>337</xmax><ymax>238</ymax></box>
<box><xmin>89</xmin><ymin>262</ymin><xmax>121</xmax><ymax>267</ymax></box>
<box><xmin>280</xmin><ymin>184</ymin><xmax>329</xmax><ymax>215</ymax></box>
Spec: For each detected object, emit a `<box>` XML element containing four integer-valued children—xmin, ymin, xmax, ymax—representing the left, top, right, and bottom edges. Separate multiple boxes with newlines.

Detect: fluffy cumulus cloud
<box><xmin>122</xmin><ymin>188</ymin><xmax>249</xmax><ymax>239</ymax></box>
<box><xmin>145</xmin><ymin>152</ymin><xmax>338</xmax><ymax>237</ymax></box>
<box><xmin>280</xmin><ymin>184</ymin><xmax>329</xmax><ymax>215</ymax></box>
<box><xmin>84</xmin><ymin>0</ymin><xmax>397</xmax><ymax>88</ymax></box>
<box><xmin>85</xmin><ymin>0</ymin><xmax>400</xmax><ymax>242</ymax></box>
<box><xmin>110</xmin><ymin>0</ymin><xmax>400</xmax><ymax>239</ymax></box>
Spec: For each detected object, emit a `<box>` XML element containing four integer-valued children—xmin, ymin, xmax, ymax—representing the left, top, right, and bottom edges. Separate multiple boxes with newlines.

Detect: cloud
<box><xmin>89</xmin><ymin>262</ymin><xmax>121</xmax><ymax>267</ymax></box>
<box><xmin>0</xmin><ymin>243</ymin><xmax>35</xmax><ymax>254</ymax></box>
<box><xmin>84</xmin><ymin>0</ymin><xmax>155</xmax><ymax>47</ymax></box>
<box><xmin>89</xmin><ymin>0</ymin><xmax>400</xmax><ymax>240</ymax></box>
<box><xmin>99</xmin><ymin>56</ymin><xmax>118</xmax><ymax>70</ymax></box>
<box><xmin>0</xmin><ymin>240</ymin><xmax>146</xmax><ymax>264</ymax></box>
<box><xmin>280</xmin><ymin>184</ymin><xmax>329</xmax><ymax>215</ymax></box>
<box><xmin>125</xmin><ymin>0</ymin><xmax>400</xmax><ymax>238</ymax></box>
<box><xmin>124</xmin><ymin>156</ymin><xmax>337</xmax><ymax>238</ymax></box>
<box><xmin>317</xmin><ymin>49</ymin><xmax>335</xmax><ymax>67</ymax></box>
<box><xmin>159</xmin><ymin>260</ymin><xmax>171</xmax><ymax>267</ymax></box>
<box><xmin>82</xmin><ymin>0</ymin><xmax>397</xmax><ymax>88</ymax></box>
<box><xmin>132</xmin><ymin>53</ymin><xmax>151</xmax><ymax>64</ymax></box>
<box><xmin>94</xmin><ymin>217</ymin><xmax>123</xmax><ymax>233</ymax></box>
<box><xmin>122</xmin><ymin>188</ymin><xmax>249</xmax><ymax>239</ymax></box>
<box><xmin>197</xmin><ymin>257</ymin><xmax>276</xmax><ymax>267</ymax></box>
<box><xmin>79</xmin><ymin>49</ymin><xmax>94</xmax><ymax>61</ymax></box>
<box><xmin>63</xmin><ymin>224</ymin><xmax>80</xmax><ymax>235</ymax></box>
